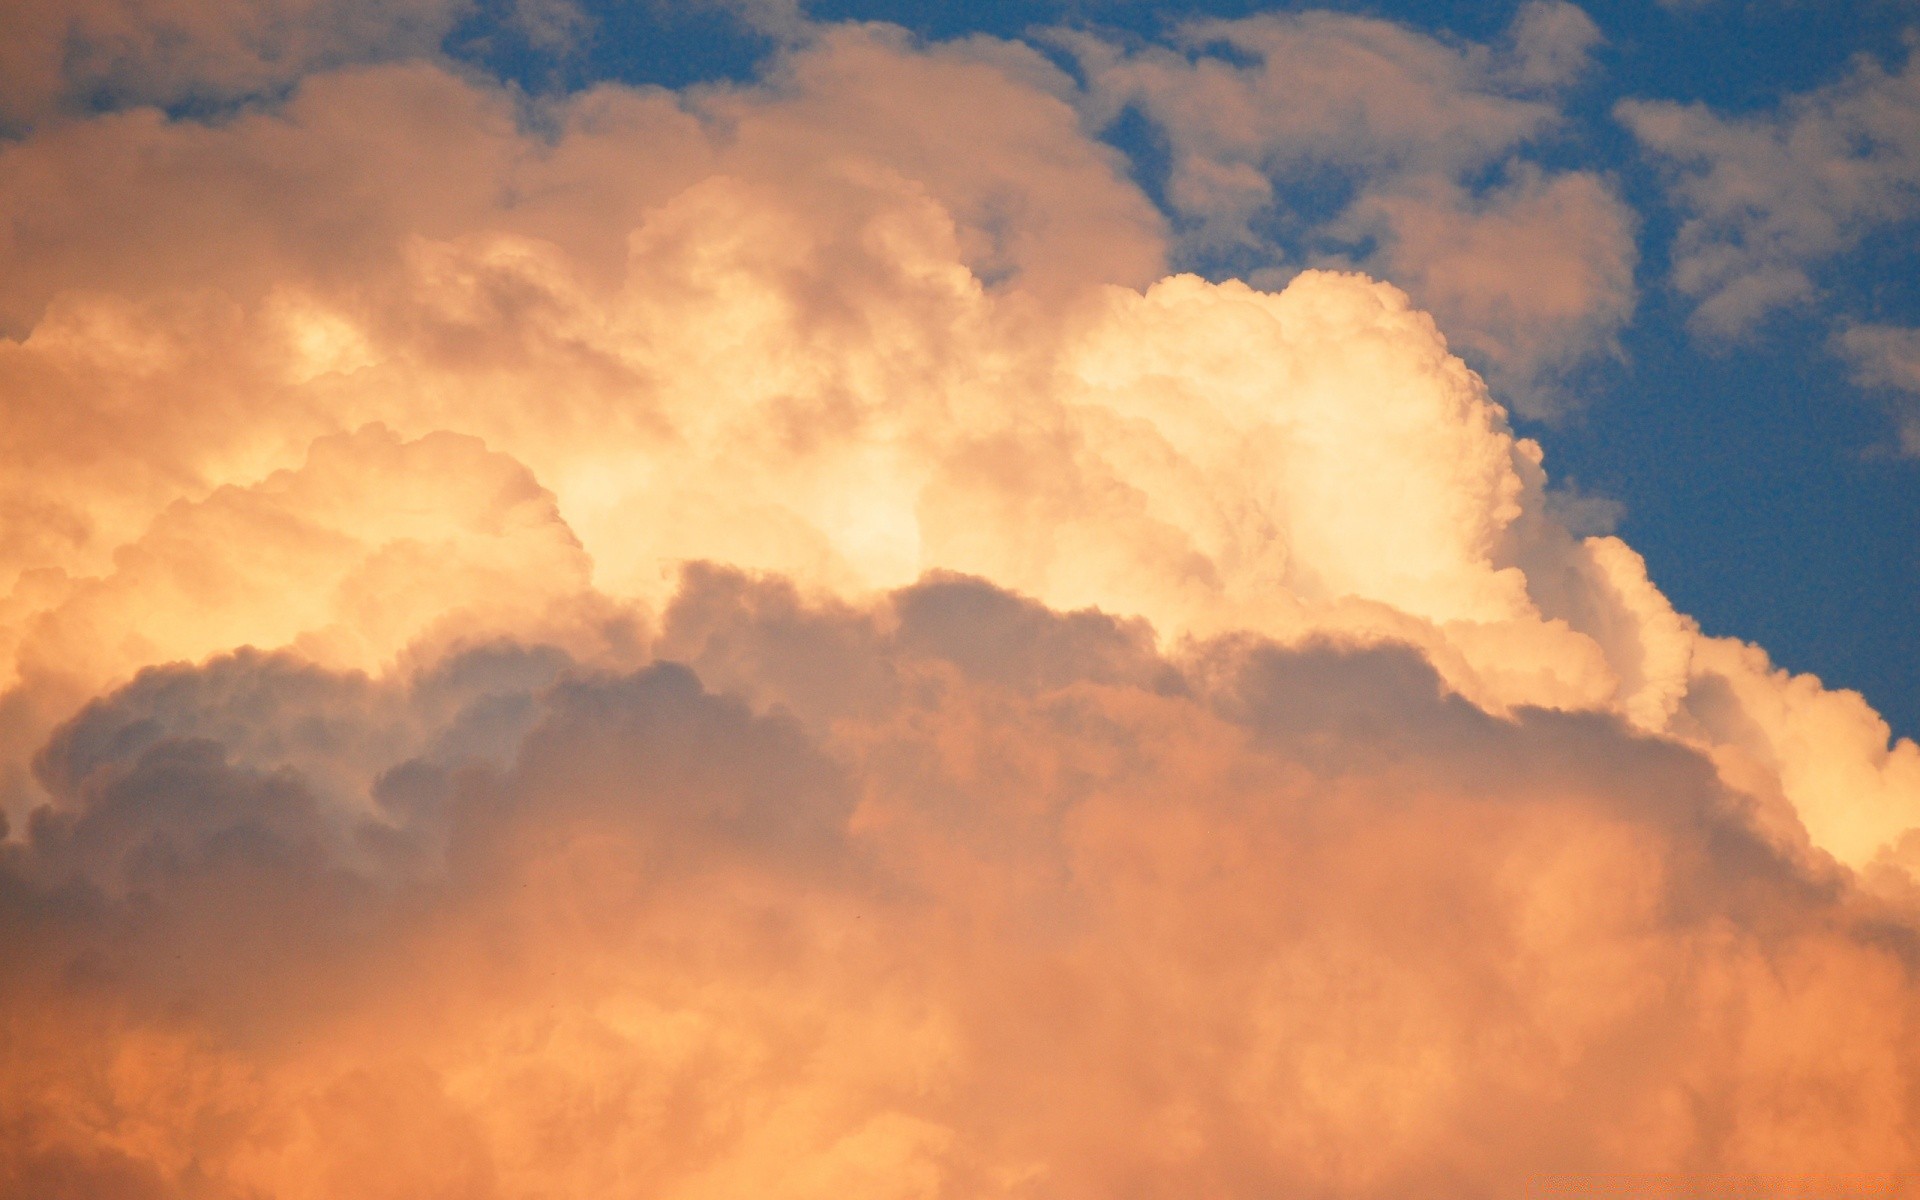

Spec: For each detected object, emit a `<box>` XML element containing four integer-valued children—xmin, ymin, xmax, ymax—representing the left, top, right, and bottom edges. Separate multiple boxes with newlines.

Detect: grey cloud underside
<box><xmin>4</xmin><ymin>568</ymin><xmax>1910</xmax><ymax>1197</ymax></box>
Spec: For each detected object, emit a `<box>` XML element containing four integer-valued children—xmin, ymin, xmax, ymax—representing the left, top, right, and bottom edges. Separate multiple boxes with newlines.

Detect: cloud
<box><xmin>1</xmin><ymin>13</ymin><xmax>1919</xmax><ymax>1195</ymax></box>
<box><xmin>0</xmin><ymin>36</ymin><xmax>1161</xmax><ymax>598</ymax></box>
<box><xmin>2</xmin><ymin>575</ymin><xmax>1917</xmax><ymax>1196</ymax></box>
<box><xmin>1621</xmin><ymin>36</ymin><xmax>1920</xmax><ymax>337</ymax></box>
<box><xmin>1327</xmin><ymin>165</ymin><xmax>1635</xmax><ymax>399</ymax></box>
<box><xmin>0</xmin><ymin>26</ymin><xmax>1912</xmax><ymax>880</ymax></box>
<box><xmin>0</xmin><ymin>0</ymin><xmax>469</xmax><ymax>128</ymax></box>
<box><xmin>1059</xmin><ymin>4</ymin><xmax>1635</xmax><ymax>415</ymax></box>
<box><xmin>1838</xmin><ymin>323</ymin><xmax>1920</xmax><ymax>454</ymax></box>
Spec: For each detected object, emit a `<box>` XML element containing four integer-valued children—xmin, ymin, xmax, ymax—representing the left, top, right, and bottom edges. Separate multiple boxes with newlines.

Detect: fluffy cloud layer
<box><xmin>5</xmin><ymin>574</ymin><xmax>1919</xmax><ymax>1197</ymax></box>
<box><xmin>2</xmin><ymin>14</ymin><xmax>1919</xmax><ymax>1198</ymax></box>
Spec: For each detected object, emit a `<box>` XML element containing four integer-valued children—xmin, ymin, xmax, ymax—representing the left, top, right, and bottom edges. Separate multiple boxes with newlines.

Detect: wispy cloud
<box><xmin>1622</xmin><ymin>35</ymin><xmax>1920</xmax><ymax>338</ymax></box>
<box><xmin>1056</xmin><ymin>3</ymin><xmax>1634</xmax><ymax>416</ymax></box>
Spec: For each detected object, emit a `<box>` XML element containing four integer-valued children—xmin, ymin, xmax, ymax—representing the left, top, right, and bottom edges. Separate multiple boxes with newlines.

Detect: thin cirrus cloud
<box><xmin>1</xmin><ymin>6</ymin><xmax>1920</xmax><ymax>1199</ymax></box>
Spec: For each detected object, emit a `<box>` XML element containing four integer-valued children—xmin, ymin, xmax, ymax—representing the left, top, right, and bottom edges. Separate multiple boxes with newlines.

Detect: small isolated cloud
<box><xmin>1621</xmin><ymin>36</ymin><xmax>1920</xmax><ymax>338</ymax></box>
<box><xmin>1058</xmin><ymin>4</ymin><xmax>1634</xmax><ymax>416</ymax></box>
<box><xmin>1500</xmin><ymin>0</ymin><xmax>1605</xmax><ymax>91</ymax></box>
<box><xmin>1838</xmin><ymin>323</ymin><xmax>1920</xmax><ymax>453</ymax></box>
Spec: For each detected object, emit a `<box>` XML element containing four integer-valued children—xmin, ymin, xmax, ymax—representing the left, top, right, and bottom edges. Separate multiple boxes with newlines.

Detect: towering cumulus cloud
<box><xmin>1</xmin><ymin>15</ymin><xmax>1918</xmax><ymax>1200</ymax></box>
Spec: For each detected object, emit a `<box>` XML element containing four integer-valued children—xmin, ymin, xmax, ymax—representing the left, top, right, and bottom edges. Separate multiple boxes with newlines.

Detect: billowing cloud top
<box><xmin>2</xmin><ymin>7</ymin><xmax>1919</xmax><ymax>1198</ymax></box>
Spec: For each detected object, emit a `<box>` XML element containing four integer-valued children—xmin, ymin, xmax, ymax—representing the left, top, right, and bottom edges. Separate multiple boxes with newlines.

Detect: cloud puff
<box><xmin>0</xmin><ymin>36</ymin><xmax>1161</xmax><ymax>601</ymax></box>
<box><xmin>1060</xmin><ymin>4</ymin><xmax>1635</xmax><ymax>414</ymax></box>
<box><xmin>2</xmin><ymin>15</ymin><xmax>1919</xmax><ymax>1195</ymax></box>
<box><xmin>1838</xmin><ymin>323</ymin><xmax>1920</xmax><ymax>454</ymax></box>
<box><xmin>0</xmin><ymin>421</ymin><xmax>621</xmax><ymax>816</ymax></box>
<box><xmin>1503</xmin><ymin>0</ymin><xmax>1604</xmax><ymax>91</ymax></box>
<box><xmin>0</xmin><ymin>24</ymin><xmax>1913</xmax><ymax>881</ymax></box>
<box><xmin>1622</xmin><ymin>37</ymin><xmax>1920</xmax><ymax>337</ymax></box>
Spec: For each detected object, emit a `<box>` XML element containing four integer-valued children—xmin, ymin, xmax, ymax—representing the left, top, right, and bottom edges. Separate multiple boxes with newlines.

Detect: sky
<box><xmin>3</xmin><ymin>0</ymin><xmax>1920</xmax><ymax>1196</ymax></box>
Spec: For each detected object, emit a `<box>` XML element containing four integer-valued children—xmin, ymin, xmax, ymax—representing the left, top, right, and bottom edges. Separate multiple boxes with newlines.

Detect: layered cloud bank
<box><xmin>3</xmin><ymin>16</ymin><xmax>1920</xmax><ymax>1199</ymax></box>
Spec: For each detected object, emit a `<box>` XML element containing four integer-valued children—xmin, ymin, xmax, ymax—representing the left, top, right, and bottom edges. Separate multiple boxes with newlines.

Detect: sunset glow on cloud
<box><xmin>2</xmin><ymin>2</ymin><xmax>1919</xmax><ymax>1197</ymax></box>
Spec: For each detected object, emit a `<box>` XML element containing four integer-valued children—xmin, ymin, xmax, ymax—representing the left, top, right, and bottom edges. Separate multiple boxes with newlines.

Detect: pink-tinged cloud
<box><xmin>1622</xmin><ymin>38</ymin><xmax>1920</xmax><ymax>338</ymax></box>
<box><xmin>0</xmin><ymin>0</ymin><xmax>474</xmax><ymax>128</ymax></box>
<box><xmin>4</xmin><ymin>574</ymin><xmax>1917</xmax><ymax>1197</ymax></box>
<box><xmin>0</xmin><ymin>15</ymin><xmax>1917</xmax><ymax>1199</ymax></box>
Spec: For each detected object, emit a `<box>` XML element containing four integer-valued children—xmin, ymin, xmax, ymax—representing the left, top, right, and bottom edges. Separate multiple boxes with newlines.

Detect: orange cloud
<box><xmin>3</xmin><ymin>574</ymin><xmax>1917</xmax><ymax>1196</ymax></box>
<box><xmin>1</xmin><ymin>17</ymin><xmax>1917</xmax><ymax>1197</ymax></box>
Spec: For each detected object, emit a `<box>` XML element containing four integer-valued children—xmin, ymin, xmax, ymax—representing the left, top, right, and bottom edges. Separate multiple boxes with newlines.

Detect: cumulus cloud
<box><xmin>2</xmin><ymin>12</ymin><xmax>1919</xmax><ymax>1197</ymax></box>
<box><xmin>1622</xmin><ymin>36</ymin><xmax>1920</xmax><ymax>337</ymax></box>
<box><xmin>1059</xmin><ymin>3</ymin><xmax>1635</xmax><ymax>414</ymax></box>
<box><xmin>0</xmin><ymin>35</ymin><xmax>1161</xmax><ymax>598</ymax></box>
<box><xmin>3</xmin><ymin>574</ymin><xmax>1917</xmax><ymax>1197</ymax></box>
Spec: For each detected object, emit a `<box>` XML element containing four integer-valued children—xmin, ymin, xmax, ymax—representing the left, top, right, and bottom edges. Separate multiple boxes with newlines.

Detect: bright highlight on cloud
<box><xmin>2</xmin><ymin>11</ymin><xmax>1920</xmax><ymax>1199</ymax></box>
